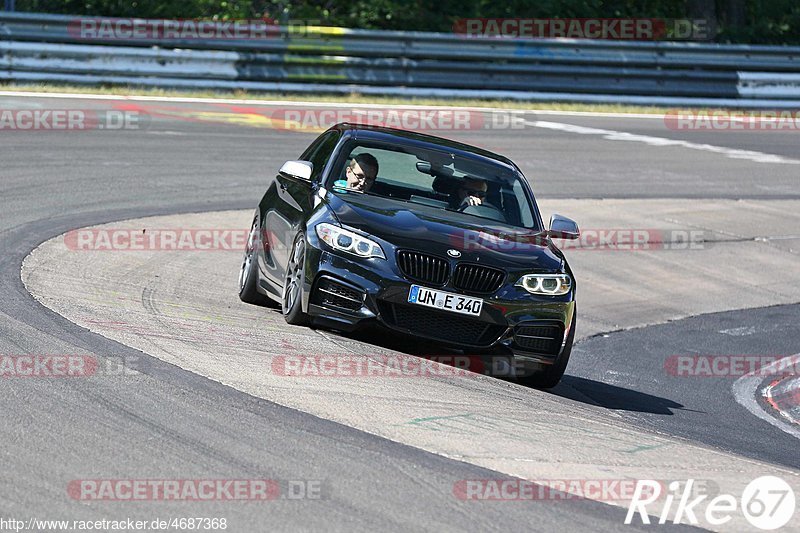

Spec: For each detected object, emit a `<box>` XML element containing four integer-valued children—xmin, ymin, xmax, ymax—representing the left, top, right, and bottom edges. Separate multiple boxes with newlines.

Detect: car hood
<box><xmin>325</xmin><ymin>192</ymin><xmax>563</xmax><ymax>271</ymax></box>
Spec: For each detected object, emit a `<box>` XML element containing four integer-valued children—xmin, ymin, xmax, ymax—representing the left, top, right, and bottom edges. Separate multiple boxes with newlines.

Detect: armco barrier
<box><xmin>1</xmin><ymin>12</ymin><xmax>800</xmax><ymax>107</ymax></box>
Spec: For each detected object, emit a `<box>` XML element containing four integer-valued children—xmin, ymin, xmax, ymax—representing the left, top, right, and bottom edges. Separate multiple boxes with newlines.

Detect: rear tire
<box><xmin>239</xmin><ymin>218</ymin><xmax>276</xmax><ymax>307</ymax></box>
<box><xmin>517</xmin><ymin>311</ymin><xmax>576</xmax><ymax>389</ymax></box>
<box><xmin>282</xmin><ymin>233</ymin><xmax>310</xmax><ymax>326</ymax></box>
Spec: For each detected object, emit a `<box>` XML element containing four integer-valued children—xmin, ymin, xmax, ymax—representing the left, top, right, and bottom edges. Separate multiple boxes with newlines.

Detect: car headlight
<box><xmin>315</xmin><ymin>223</ymin><xmax>386</xmax><ymax>260</ymax></box>
<box><xmin>516</xmin><ymin>274</ymin><xmax>572</xmax><ymax>296</ymax></box>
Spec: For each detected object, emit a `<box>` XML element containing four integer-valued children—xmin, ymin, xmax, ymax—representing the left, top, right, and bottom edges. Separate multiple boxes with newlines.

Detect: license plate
<box><xmin>407</xmin><ymin>285</ymin><xmax>483</xmax><ymax>316</ymax></box>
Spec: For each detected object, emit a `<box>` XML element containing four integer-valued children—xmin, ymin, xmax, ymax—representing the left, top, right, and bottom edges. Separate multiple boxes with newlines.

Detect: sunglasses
<box><xmin>460</xmin><ymin>187</ymin><xmax>487</xmax><ymax>199</ymax></box>
<box><xmin>348</xmin><ymin>166</ymin><xmax>374</xmax><ymax>182</ymax></box>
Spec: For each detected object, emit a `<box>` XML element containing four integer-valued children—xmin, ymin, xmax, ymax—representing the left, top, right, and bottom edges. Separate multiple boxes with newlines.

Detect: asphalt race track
<box><xmin>2</xmin><ymin>92</ymin><xmax>799</xmax><ymax>531</ymax></box>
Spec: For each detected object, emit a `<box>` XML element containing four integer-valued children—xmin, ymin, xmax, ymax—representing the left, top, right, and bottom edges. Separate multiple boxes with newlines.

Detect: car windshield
<box><xmin>328</xmin><ymin>141</ymin><xmax>539</xmax><ymax>229</ymax></box>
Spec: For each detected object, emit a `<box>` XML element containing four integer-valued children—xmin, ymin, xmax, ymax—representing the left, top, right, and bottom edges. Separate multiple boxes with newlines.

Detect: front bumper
<box><xmin>303</xmin><ymin>240</ymin><xmax>575</xmax><ymax>363</ymax></box>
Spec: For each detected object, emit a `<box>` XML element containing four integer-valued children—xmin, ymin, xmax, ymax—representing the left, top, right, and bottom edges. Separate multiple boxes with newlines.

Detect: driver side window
<box><xmin>300</xmin><ymin>131</ymin><xmax>340</xmax><ymax>182</ymax></box>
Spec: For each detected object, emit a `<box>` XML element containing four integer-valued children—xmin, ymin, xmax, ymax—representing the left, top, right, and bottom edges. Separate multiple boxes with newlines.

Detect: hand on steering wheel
<box><xmin>459</xmin><ymin>196</ymin><xmax>483</xmax><ymax>210</ymax></box>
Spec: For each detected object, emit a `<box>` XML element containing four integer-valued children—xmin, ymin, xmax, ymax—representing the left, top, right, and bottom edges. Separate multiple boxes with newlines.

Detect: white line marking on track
<box><xmin>732</xmin><ymin>353</ymin><xmax>800</xmax><ymax>440</ymax></box>
<box><xmin>720</xmin><ymin>326</ymin><xmax>757</xmax><ymax>336</ymax></box>
<box><xmin>527</xmin><ymin>120</ymin><xmax>800</xmax><ymax>165</ymax></box>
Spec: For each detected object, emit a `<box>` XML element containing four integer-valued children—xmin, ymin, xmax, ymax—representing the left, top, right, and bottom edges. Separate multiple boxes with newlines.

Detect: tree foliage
<box><xmin>15</xmin><ymin>0</ymin><xmax>800</xmax><ymax>44</ymax></box>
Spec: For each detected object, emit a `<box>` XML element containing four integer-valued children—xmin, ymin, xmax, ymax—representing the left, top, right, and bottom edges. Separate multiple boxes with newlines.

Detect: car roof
<box><xmin>328</xmin><ymin>122</ymin><xmax>519</xmax><ymax>171</ymax></box>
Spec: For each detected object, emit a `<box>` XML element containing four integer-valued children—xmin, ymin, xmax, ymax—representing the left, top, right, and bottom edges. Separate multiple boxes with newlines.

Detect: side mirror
<box><xmin>279</xmin><ymin>160</ymin><xmax>313</xmax><ymax>181</ymax></box>
<box><xmin>548</xmin><ymin>214</ymin><xmax>580</xmax><ymax>240</ymax></box>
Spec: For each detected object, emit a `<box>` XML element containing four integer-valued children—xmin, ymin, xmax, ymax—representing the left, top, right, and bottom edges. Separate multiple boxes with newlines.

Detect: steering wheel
<box><xmin>458</xmin><ymin>202</ymin><xmax>507</xmax><ymax>223</ymax></box>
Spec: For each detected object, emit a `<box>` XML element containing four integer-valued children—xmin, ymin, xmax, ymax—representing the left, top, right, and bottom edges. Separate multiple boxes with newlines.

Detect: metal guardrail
<box><xmin>2</xmin><ymin>12</ymin><xmax>800</xmax><ymax>107</ymax></box>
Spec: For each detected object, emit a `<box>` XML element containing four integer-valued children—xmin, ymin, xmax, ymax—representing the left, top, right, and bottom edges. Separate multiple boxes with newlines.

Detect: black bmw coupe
<box><xmin>239</xmin><ymin>123</ymin><xmax>580</xmax><ymax>387</ymax></box>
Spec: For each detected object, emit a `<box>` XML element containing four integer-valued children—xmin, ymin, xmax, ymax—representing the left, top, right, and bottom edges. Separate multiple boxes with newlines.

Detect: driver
<box><xmin>333</xmin><ymin>153</ymin><xmax>379</xmax><ymax>193</ymax></box>
<box><xmin>449</xmin><ymin>176</ymin><xmax>488</xmax><ymax>209</ymax></box>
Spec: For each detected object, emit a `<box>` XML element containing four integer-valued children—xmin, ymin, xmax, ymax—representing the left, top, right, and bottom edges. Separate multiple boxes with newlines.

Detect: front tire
<box><xmin>282</xmin><ymin>233</ymin><xmax>310</xmax><ymax>326</ymax></box>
